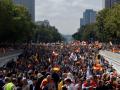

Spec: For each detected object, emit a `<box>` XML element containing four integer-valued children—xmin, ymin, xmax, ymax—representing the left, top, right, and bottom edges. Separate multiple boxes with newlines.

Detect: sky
<box><xmin>35</xmin><ymin>0</ymin><xmax>103</xmax><ymax>35</ymax></box>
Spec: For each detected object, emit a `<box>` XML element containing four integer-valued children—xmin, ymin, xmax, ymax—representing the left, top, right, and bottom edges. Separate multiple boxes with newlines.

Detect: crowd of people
<box><xmin>0</xmin><ymin>41</ymin><xmax>120</xmax><ymax>90</ymax></box>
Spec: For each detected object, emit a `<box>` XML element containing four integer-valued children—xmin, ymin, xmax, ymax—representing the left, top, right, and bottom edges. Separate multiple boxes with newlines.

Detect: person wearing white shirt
<box><xmin>64</xmin><ymin>78</ymin><xmax>75</xmax><ymax>90</ymax></box>
<box><xmin>69</xmin><ymin>52</ymin><xmax>77</xmax><ymax>62</ymax></box>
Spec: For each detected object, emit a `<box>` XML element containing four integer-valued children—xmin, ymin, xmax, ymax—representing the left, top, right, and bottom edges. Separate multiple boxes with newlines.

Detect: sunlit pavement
<box><xmin>99</xmin><ymin>50</ymin><xmax>120</xmax><ymax>74</ymax></box>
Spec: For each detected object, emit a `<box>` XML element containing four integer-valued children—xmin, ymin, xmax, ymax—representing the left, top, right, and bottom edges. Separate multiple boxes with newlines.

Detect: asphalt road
<box><xmin>0</xmin><ymin>51</ymin><xmax>22</xmax><ymax>67</ymax></box>
<box><xmin>99</xmin><ymin>50</ymin><xmax>120</xmax><ymax>74</ymax></box>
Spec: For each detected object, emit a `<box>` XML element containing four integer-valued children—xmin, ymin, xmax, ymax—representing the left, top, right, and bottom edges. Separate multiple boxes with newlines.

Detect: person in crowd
<box><xmin>64</xmin><ymin>78</ymin><xmax>75</xmax><ymax>90</ymax></box>
<box><xmin>0</xmin><ymin>74</ymin><xmax>4</xmax><ymax>90</ymax></box>
<box><xmin>3</xmin><ymin>77</ymin><xmax>16</xmax><ymax>90</ymax></box>
<box><xmin>0</xmin><ymin>41</ymin><xmax>119</xmax><ymax>90</ymax></box>
<box><xmin>74</xmin><ymin>78</ymin><xmax>82</xmax><ymax>90</ymax></box>
<box><xmin>35</xmin><ymin>73</ymin><xmax>44</xmax><ymax>90</ymax></box>
<box><xmin>22</xmin><ymin>78</ymin><xmax>30</xmax><ymax>90</ymax></box>
<box><xmin>40</xmin><ymin>75</ymin><xmax>56</xmax><ymax>90</ymax></box>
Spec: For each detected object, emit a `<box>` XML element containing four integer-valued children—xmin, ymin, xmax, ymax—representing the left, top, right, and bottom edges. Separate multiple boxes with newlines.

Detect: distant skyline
<box><xmin>80</xmin><ymin>9</ymin><xmax>96</xmax><ymax>27</ymax></box>
<box><xmin>35</xmin><ymin>0</ymin><xmax>103</xmax><ymax>35</ymax></box>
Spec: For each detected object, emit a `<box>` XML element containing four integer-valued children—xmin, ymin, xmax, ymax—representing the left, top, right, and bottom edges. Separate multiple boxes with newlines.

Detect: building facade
<box><xmin>80</xmin><ymin>18</ymin><xmax>85</xmax><ymax>27</ymax></box>
<box><xmin>36</xmin><ymin>20</ymin><xmax>50</xmax><ymax>27</ymax></box>
<box><xmin>105</xmin><ymin>0</ymin><xmax>120</xmax><ymax>8</ymax></box>
<box><xmin>80</xmin><ymin>9</ymin><xmax>96</xmax><ymax>27</ymax></box>
<box><xmin>13</xmin><ymin>0</ymin><xmax>35</xmax><ymax>21</ymax></box>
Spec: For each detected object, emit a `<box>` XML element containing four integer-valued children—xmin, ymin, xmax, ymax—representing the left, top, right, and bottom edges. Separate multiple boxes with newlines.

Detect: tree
<box><xmin>34</xmin><ymin>24</ymin><xmax>64</xmax><ymax>43</ymax></box>
<box><xmin>72</xmin><ymin>23</ymin><xmax>99</xmax><ymax>41</ymax></box>
<box><xmin>73</xmin><ymin>4</ymin><xmax>120</xmax><ymax>44</ymax></box>
<box><xmin>96</xmin><ymin>4</ymin><xmax>120</xmax><ymax>43</ymax></box>
<box><xmin>104</xmin><ymin>4</ymin><xmax>120</xmax><ymax>43</ymax></box>
<box><xmin>0</xmin><ymin>0</ymin><xmax>14</xmax><ymax>42</ymax></box>
<box><xmin>12</xmin><ymin>5</ymin><xmax>35</xmax><ymax>42</ymax></box>
<box><xmin>0</xmin><ymin>0</ymin><xmax>35</xmax><ymax>43</ymax></box>
<box><xmin>96</xmin><ymin>8</ymin><xmax>110</xmax><ymax>42</ymax></box>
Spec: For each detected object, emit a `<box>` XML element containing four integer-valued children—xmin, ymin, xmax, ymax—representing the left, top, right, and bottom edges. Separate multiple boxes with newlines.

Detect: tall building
<box><xmin>13</xmin><ymin>0</ymin><xmax>35</xmax><ymax>21</ymax></box>
<box><xmin>105</xmin><ymin>0</ymin><xmax>120</xmax><ymax>8</ymax></box>
<box><xmin>80</xmin><ymin>18</ymin><xmax>85</xmax><ymax>27</ymax></box>
<box><xmin>80</xmin><ymin>9</ymin><xmax>96</xmax><ymax>27</ymax></box>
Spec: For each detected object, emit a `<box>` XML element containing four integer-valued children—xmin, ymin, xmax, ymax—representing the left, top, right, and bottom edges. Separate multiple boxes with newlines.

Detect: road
<box><xmin>0</xmin><ymin>51</ymin><xmax>22</xmax><ymax>67</ymax></box>
<box><xmin>0</xmin><ymin>50</ymin><xmax>22</xmax><ymax>57</ymax></box>
<box><xmin>99</xmin><ymin>50</ymin><xmax>120</xmax><ymax>74</ymax></box>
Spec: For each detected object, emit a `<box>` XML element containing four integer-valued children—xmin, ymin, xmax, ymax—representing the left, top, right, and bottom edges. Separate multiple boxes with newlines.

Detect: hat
<box><xmin>5</xmin><ymin>77</ymin><xmax>10</xmax><ymax>80</ymax></box>
<box><xmin>52</xmin><ymin>67</ymin><xmax>60</xmax><ymax>72</ymax></box>
<box><xmin>64</xmin><ymin>78</ymin><xmax>72</xmax><ymax>83</ymax></box>
<box><xmin>37</xmin><ymin>73</ymin><xmax>43</xmax><ymax>78</ymax></box>
<box><xmin>64</xmin><ymin>77</ymin><xmax>72</xmax><ymax>81</ymax></box>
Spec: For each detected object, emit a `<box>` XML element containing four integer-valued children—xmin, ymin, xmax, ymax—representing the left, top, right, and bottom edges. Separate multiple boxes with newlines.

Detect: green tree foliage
<box><xmin>96</xmin><ymin>8</ymin><xmax>109</xmax><ymax>42</ymax></box>
<box><xmin>104</xmin><ymin>4</ymin><xmax>120</xmax><ymax>43</ymax></box>
<box><xmin>34</xmin><ymin>24</ymin><xmax>64</xmax><ymax>43</ymax></box>
<box><xmin>73</xmin><ymin>4</ymin><xmax>120</xmax><ymax>43</ymax></box>
<box><xmin>0</xmin><ymin>0</ymin><xmax>35</xmax><ymax>43</ymax></box>
<box><xmin>97</xmin><ymin>4</ymin><xmax>120</xmax><ymax>43</ymax></box>
<box><xmin>72</xmin><ymin>23</ymin><xmax>99</xmax><ymax>41</ymax></box>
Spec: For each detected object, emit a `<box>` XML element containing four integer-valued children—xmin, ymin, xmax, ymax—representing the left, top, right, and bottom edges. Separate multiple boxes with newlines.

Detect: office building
<box><xmin>80</xmin><ymin>18</ymin><xmax>85</xmax><ymax>26</ymax></box>
<box><xmin>105</xmin><ymin>0</ymin><xmax>120</xmax><ymax>8</ymax></box>
<box><xmin>13</xmin><ymin>0</ymin><xmax>35</xmax><ymax>21</ymax></box>
<box><xmin>80</xmin><ymin>9</ymin><xmax>96</xmax><ymax>27</ymax></box>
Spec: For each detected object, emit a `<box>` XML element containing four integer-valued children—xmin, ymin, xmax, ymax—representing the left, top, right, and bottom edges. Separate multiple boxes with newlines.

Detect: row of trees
<box><xmin>0</xmin><ymin>0</ymin><xmax>35</xmax><ymax>43</ymax></box>
<box><xmin>34</xmin><ymin>24</ymin><xmax>64</xmax><ymax>43</ymax></box>
<box><xmin>73</xmin><ymin>24</ymin><xmax>99</xmax><ymax>41</ymax></box>
<box><xmin>73</xmin><ymin>4</ymin><xmax>120</xmax><ymax>43</ymax></box>
<box><xmin>0</xmin><ymin>0</ymin><xmax>63</xmax><ymax>44</ymax></box>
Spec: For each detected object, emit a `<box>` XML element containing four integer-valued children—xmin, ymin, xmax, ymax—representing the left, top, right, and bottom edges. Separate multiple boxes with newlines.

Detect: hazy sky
<box><xmin>35</xmin><ymin>0</ymin><xmax>103</xmax><ymax>35</ymax></box>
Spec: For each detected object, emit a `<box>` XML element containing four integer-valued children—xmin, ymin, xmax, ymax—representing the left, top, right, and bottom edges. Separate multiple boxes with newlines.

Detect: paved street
<box><xmin>0</xmin><ymin>50</ymin><xmax>22</xmax><ymax>57</ymax></box>
<box><xmin>0</xmin><ymin>51</ymin><xmax>22</xmax><ymax>67</ymax></box>
<box><xmin>99</xmin><ymin>50</ymin><xmax>120</xmax><ymax>74</ymax></box>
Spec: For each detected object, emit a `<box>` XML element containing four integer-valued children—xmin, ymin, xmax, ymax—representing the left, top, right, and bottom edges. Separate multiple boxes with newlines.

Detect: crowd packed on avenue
<box><xmin>0</xmin><ymin>41</ymin><xmax>120</xmax><ymax>90</ymax></box>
